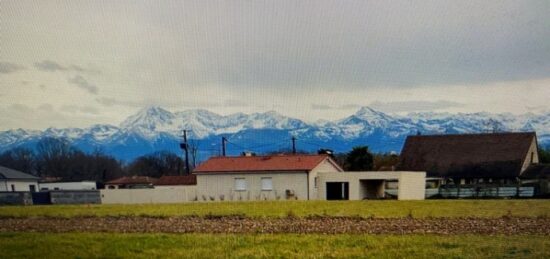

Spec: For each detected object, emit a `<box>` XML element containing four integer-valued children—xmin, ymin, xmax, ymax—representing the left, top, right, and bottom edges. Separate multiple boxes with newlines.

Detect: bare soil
<box><xmin>1</xmin><ymin>216</ymin><xmax>549</xmax><ymax>235</ymax></box>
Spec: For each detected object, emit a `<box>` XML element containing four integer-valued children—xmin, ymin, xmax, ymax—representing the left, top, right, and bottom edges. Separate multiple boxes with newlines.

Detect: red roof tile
<box><xmin>106</xmin><ymin>176</ymin><xmax>158</xmax><ymax>185</ymax></box>
<box><xmin>155</xmin><ymin>175</ymin><xmax>197</xmax><ymax>185</ymax></box>
<box><xmin>194</xmin><ymin>154</ymin><xmax>341</xmax><ymax>173</ymax></box>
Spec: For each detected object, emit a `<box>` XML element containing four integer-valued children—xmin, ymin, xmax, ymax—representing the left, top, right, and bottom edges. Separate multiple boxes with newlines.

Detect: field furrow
<box><xmin>2</xmin><ymin>216</ymin><xmax>549</xmax><ymax>235</ymax></box>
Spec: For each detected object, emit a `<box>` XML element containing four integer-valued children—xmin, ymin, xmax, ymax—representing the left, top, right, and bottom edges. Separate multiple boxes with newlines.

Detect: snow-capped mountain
<box><xmin>1</xmin><ymin>106</ymin><xmax>549</xmax><ymax>161</ymax></box>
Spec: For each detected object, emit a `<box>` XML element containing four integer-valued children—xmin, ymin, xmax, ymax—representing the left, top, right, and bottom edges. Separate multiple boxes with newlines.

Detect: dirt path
<box><xmin>1</xmin><ymin>216</ymin><xmax>549</xmax><ymax>235</ymax></box>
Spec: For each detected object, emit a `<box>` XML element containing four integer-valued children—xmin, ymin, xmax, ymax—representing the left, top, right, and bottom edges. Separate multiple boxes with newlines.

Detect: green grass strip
<box><xmin>1</xmin><ymin>200</ymin><xmax>550</xmax><ymax>218</ymax></box>
<box><xmin>1</xmin><ymin>232</ymin><xmax>549</xmax><ymax>258</ymax></box>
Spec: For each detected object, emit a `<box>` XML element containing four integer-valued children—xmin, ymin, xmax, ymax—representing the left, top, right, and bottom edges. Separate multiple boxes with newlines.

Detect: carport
<box><xmin>317</xmin><ymin>171</ymin><xmax>426</xmax><ymax>200</ymax></box>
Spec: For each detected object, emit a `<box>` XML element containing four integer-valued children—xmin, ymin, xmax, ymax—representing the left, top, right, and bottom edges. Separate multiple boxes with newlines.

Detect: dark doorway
<box><xmin>31</xmin><ymin>192</ymin><xmax>51</xmax><ymax>205</ymax></box>
<box><xmin>326</xmin><ymin>182</ymin><xmax>349</xmax><ymax>200</ymax></box>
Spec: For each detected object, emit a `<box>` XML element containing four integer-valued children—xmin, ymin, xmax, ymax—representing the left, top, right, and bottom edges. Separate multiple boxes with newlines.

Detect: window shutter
<box><xmin>235</xmin><ymin>178</ymin><xmax>247</xmax><ymax>191</ymax></box>
<box><xmin>261</xmin><ymin>177</ymin><xmax>273</xmax><ymax>190</ymax></box>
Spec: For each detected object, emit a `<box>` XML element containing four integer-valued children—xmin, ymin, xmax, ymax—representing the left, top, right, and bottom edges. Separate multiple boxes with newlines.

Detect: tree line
<box><xmin>0</xmin><ymin>138</ymin><xmax>394</xmax><ymax>182</ymax></box>
<box><xmin>0</xmin><ymin>137</ymin><xmax>187</xmax><ymax>182</ymax></box>
<box><xmin>4</xmin><ymin>137</ymin><xmax>547</xmax><ymax>182</ymax></box>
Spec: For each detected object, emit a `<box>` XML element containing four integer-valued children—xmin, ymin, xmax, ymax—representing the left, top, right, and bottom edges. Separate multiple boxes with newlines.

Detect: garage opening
<box><xmin>360</xmin><ymin>180</ymin><xmax>386</xmax><ymax>199</ymax></box>
<box><xmin>326</xmin><ymin>182</ymin><xmax>349</xmax><ymax>200</ymax></box>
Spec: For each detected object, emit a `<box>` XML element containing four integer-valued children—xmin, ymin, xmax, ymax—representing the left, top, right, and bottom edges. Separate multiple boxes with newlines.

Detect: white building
<box><xmin>39</xmin><ymin>181</ymin><xmax>97</xmax><ymax>191</ymax></box>
<box><xmin>194</xmin><ymin>154</ymin><xmax>426</xmax><ymax>201</ymax></box>
<box><xmin>317</xmin><ymin>171</ymin><xmax>426</xmax><ymax>200</ymax></box>
<box><xmin>0</xmin><ymin>166</ymin><xmax>39</xmax><ymax>192</ymax></box>
<box><xmin>193</xmin><ymin>154</ymin><xmax>343</xmax><ymax>201</ymax></box>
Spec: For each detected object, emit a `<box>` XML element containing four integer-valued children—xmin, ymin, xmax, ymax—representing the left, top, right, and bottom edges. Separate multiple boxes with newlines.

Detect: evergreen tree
<box><xmin>345</xmin><ymin>146</ymin><xmax>374</xmax><ymax>171</ymax></box>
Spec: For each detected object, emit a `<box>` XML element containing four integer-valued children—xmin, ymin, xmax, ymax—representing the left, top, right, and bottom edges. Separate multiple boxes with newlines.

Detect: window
<box><xmin>314</xmin><ymin>177</ymin><xmax>318</xmax><ymax>188</ymax></box>
<box><xmin>29</xmin><ymin>185</ymin><xmax>36</xmax><ymax>192</ymax></box>
<box><xmin>234</xmin><ymin>178</ymin><xmax>247</xmax><ymax>191</ymax></box>
<box><xmin>261</xmin><ymin>177</ymin><xmax>273</xmax><ymax>191</ymax></box>
<box><xmin>11</xmin><ymin>184</ymin><xmax>15</xmax><ymax>192</ymax></box>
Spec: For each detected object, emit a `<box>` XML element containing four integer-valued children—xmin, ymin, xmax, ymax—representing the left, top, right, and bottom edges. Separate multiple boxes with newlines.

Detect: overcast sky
<box><xmin>1</xmin><ymin>0</ymin><xmax>549</xmax><ymax>130</ymax></box>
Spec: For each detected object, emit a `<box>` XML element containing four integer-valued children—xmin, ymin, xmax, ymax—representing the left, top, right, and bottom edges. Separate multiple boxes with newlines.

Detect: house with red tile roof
<box><xmin>105</xmin><ymin>176</ymin><xmax>157</xmax><ymax>189</ymax></box>
<box><xmin>155</xmin><ymin>175</ymin><xmax>197</xmax><ymax>187</ymax></box>
<box><xmin>193</xmin><ymin>154</ymin><xmax>343</xmax><ymax>201</ymax></box>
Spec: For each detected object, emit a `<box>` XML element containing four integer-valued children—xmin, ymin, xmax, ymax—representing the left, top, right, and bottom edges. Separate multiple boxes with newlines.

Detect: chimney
<box><xmin>241</xmin><ymin>151</ymin><xmax>256</xmax><ymax>157</ymax></box>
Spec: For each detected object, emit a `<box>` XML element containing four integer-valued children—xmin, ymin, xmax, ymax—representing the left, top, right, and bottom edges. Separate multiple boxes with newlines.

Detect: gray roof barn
<box><xmin>0</xmin><ymin>166</ymin><xmax>39</xmax><ymax>180</ymax></box>
<box><xmin>398</xmin><ymin>132</ymin><xmax>538</xmax><ymax>179</ymax></box>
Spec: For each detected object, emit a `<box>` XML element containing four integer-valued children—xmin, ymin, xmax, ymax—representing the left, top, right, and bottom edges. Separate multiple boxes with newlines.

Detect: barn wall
<box><xmin>521</xmin><ymin>138</ymin><xmax>540</xmax><ymax>174</ymax></box>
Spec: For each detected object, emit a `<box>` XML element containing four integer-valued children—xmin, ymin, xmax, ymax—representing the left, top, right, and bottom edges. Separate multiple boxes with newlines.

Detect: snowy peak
<box><xmin>337</xmin><ymin>106</ymin><xmax>402</xmax><ymax>131</ymax></box>
<box><xmin>118</xmin><ymin>106</ymin><xmax>179</xmax><ymax>139</ymax></box>
<box><xmin>1</xmin><ymin>106</ymin><xmax>550</xmax><ymax>162</ymax></box>
<box><xmin>120</xmin><ymin>106</ymin><xmax>176</xmax><ymax>129</ymax></box>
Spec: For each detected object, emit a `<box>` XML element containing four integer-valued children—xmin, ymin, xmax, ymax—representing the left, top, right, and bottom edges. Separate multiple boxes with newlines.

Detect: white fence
<box><xmin>100</xmin><ymin>186</ymin><xmax>197</xmax><ymax>204</ymax></box>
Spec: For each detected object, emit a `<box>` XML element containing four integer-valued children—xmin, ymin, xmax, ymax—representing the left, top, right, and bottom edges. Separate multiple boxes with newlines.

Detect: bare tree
<box><xmin>0</xmin><ymin>147</ymin><xmax>36</xmax><ymax>175</ymax></box>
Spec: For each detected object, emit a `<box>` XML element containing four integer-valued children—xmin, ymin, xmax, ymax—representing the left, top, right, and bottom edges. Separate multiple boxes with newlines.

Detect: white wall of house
<box><xmin>39</xmin><ymin>181</ymin><xmax>97</xmax><ymax>191</ymax></box>
<box><xmin>196</xmin><ymin>172</ymin><xmax>309</xmax><ymax>201</ymax></box>
<box><xmin>397</xmin><ymin>172</ymin><xmax>427</xmax><ymax>200</ymax></box>
<box><xmin>100</xmin><ymin>186</ymin><xmax>197</xmax><ymax>204</ymax></box>
<box><xmin>308</xmin><ymin>159</ymin><xmax>343</xmax><ymax>200</ymax></box>
<box><xmin>0</xmin><ymin>180</ymin><xmax>39</xmax><ymax>192</ymax></box>
<box><xmin>317</xmin><ymin>171</ymin><xmax>426</xmax><ymax>200</ymax></box>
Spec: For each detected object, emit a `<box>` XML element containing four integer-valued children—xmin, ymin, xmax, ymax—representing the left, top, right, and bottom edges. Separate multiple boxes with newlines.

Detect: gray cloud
<box><xmin>96</xmin><ymin>97</ymin><xmax>141</xmax><ymax>107</ymax></box>
<box><xmin>68</xmin><ymin>75</ymin><xmax>98</xmax><ymax>94</ymax></box>
<box><xmin>1</xmin><ymin>1</ymin><xmax>549</xmax><ymax>130</ymax></box>
<box><xmin>312</xmin><ymin>104</ymin><xmax>362</xmax><ymax>110</ymax></box>
<box><xmin>34</xmin><ymin>60</ymin><xmax>100</xmax><ymax>74</ymax></box>
<box><xmin>137</xmin><ymin>0</ymin><xmax>549</xmax><ymax>89</ymax></box>
<box><xmin>60</xmin><ymin>105</ymin><xmax>99</xmax><ymax>115</ymax></box>
<box><xmin>370</xmin><ymin>100</ymin><xmax>464</xmax><ymax>113</ymax></box>
<box><xmin>0</xmin><ymin>62</ymin><xmax>25</xmax><ymax>74</ymax></box>
<box><xmin>311</xmin><ymin>104</ymin><xmax>332</xmax><ymax>110</ymax></box>
<box><xmin>80</xmin><ymin>106</ymin><xmax>99</xmax><ymax>114</ymax></box>
<box><xmin>37</xmin><ymin>103</ymin><xmax>54</xmax><ymax>112</ymax></box>
<box><xmin>34</xmin><ymin>60</ymin><xmax>67</xmax><ymax>71</ymax></box>
<box><xmin>9</xmin><ymin>104</ymin><xmax>33</xmax><ymax>113</ymax></box>
<box><xmin>95</xmin><ymin>97</ymin><xmax>116</xmax><ymax>107</ymax></box>
<box><xmin>222</xmin><ymin>99</ymin><xmax>247</xmax><ymax>107</ymax></box>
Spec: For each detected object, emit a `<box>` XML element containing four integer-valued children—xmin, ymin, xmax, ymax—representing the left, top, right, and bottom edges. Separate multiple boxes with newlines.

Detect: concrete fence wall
<box><xmin>0</xmin><ymin>192</ymin><xmax>33</xmax><ymax>205</ymax></box>
<box><xmin>50</xmin><ymin>190</ymin><xmax>101</xmax><ymax>204</ymax></box>
<box><xmin>100</xmin><ymin>186</ymin><xmax>197</xmax><ymax>204</ymax></box>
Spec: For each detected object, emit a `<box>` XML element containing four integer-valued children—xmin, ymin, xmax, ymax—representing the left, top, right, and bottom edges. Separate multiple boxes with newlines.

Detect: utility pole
<box><xmin>291</xmin><ymin>136</ymin><xmax>296</xmax><ymax>154</ymax></box>
<box><xmin>222</xmin><ymin>137</ymin><xmax>227</xmax><ymax>157</ymax></box>
<box><xmin>180</xmin><ymin>130</ymin><xmax>190</xmax><ymax>175</ymax></box>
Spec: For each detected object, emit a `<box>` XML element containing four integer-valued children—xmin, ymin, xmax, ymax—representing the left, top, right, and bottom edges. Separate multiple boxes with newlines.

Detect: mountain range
<box><xmin>1</xmin><ymin>106</ymin><xmax>549</xmax><ymax>162</ymax></box>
